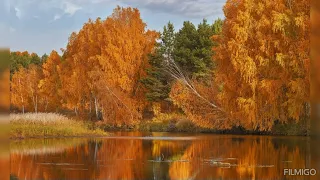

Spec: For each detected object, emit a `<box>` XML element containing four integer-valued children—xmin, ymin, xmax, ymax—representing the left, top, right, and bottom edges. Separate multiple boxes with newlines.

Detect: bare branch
<box><xmin>163</xmin><ymin>56</ymin><xmax>227</xmax><ymax>114</ymax></box>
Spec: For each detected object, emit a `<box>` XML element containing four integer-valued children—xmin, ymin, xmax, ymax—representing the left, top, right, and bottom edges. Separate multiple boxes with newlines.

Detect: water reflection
<box><xmin>10</xmin><ymin>133</ymin><xmax>320</xmax><ymax>180</ymax></box>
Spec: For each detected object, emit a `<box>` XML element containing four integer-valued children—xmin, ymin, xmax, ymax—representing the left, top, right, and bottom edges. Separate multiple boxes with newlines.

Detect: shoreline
<box><xmin>101</xmin><ymin>120</ymin><xmax>309</xmax><ymax>137</ymax></box>
<box><xmin>104</xmin><ymin>129</ymin><xmax>309</xmax><ymax>137</ymax></box>
<box><xmin>9</xmin><ymin>130</ymin><xmax>309</xmax><ymax>140</ymax></box>
<box><xmin>9</xmin><ymin>112</ymin><xmax>309</xmax><ymax>140</ymax></box>
<box><xmin>9</xmin><ymin>134</ymin><xmax>111</xmax><ymax>140</ymax></box>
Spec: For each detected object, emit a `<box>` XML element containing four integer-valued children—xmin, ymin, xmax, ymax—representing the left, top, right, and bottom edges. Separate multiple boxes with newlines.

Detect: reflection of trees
<box><xmin>10</xmin><ymin>134</ymin><xmax>149</xmax><ymax>180</ymax></box>
<box><xmin>152</xmin><ymin>140</ymin><xmax>188</xmax><ymax>159</ymax></box>
<box><xmin>0</xmin><ymin>157</ymin><xmax>9</xmax><ymax>180</ymax></box>
<box><xmin>9</xmin><ymin>135</ymin><xmax>320</xmax><ymax>180</ymax></box>
<box><xmin>96</xmin><ymin>135</ymin><xmax>147</xmax><ymax>179</ymax></box>
<box><xmin>150</xmin><ymin>139</ymin><xmax>190</xmax><ymax>180</ymax></box>
<box><xmin>169</xmin><ymin>136</ymin><xmax>317</xmax><ymax>180</ymax></box>
<box><xmin>10</xmin><ymin>139</ymin><xmax>102</xmax><ymax>180</ymax></box>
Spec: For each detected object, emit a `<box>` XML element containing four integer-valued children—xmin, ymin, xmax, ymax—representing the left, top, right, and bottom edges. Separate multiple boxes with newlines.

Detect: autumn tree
<box><xmin>214</xmin><ymin>0</ymin><xmax>310</xmax><ymax>130</ymax></box>
<box><xmin>26</xmin><ymin>65</ymin><xmax>43</xmax><ymax>113</ymax></box>
<box><xmin>11</xmin><ymin>64</ymin><xmax>44</xmax><ymax>113</ymax></box>
<box><xmin>40</xmin><ymin>50</ymin><xmax>62</xmax><ymax>111</ymax></box>
<box><xmin>60</xmin><ymin>7</ymin><xmax>158</xmax><ymax>124</ymax></box>
<box><xmin>11</xmin><ymin>67</ymin><xmax>28</xmax><ymax>113</ymax></box>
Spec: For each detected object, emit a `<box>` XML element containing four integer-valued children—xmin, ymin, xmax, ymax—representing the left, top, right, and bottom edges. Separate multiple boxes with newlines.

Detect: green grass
<box><xmin>10</xmin><ymin>113</ymin><xmax>108</xmax><ymax>139</ymax></box>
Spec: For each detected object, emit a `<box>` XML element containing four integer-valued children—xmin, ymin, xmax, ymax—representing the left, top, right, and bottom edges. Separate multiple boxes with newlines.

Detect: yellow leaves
<box><xmin>272</xmin><ymin>12</ymin><xmax>290</xmax><ymax>34</ymax></box>
<box><xmin>275</xmin><ymin>53</ymin><xmax>286</xmax><ymax>67</ymax></box>
<box><xmin>256</xmin><ymin>2</ymin><xmax>265</xmax><ymax>15</ymax></box>
<box><xmin>56</xmin><ymin>6</ymin><xmax>158</xmax><ymax>124</ymax></box>
<box><xmin>242</xmin><ymin>56</ymin><xmax>257</xmax><ymax>83</ymax></box>
<box><xmin>215</xmin><ymin>0</ymin><xmax>310</xmax><ymax>130</ymax></box>
<box><xmin>170</xmin><ymin>81</ymin><xmax>189</xmax><ymax>107</ymax></box>
<box><xmin>288</xmin><ymin>78</ymin><xmax>307</xmax><ymax>98</ymax></box>
<box><xmin>237</xmin><ymin>97</ymin><xmax>255</xmax><ymax>112</ymax></box>
<box><xmin>170</xmin><ymin>80</ymin><xmax>229</xmax><ymax>129</ymax></box>
<box><xmin>233</xmin><ymin>25</ymin><xmax>248</xmax><ymax>42</ymax></box>
<box><xmin>38</xmin><ymin>79</ymin><xmax>45</xmax><ymax>89</ymax></box>
<box><xmin>152</xmin><ymin>103</ymin><xmax>161</xmax><ymax>116</ymax></box>
<box><xmin>295</xmin><ymin>14</ymin><xmax>305</xmax><ymax>28</ymax></box>
<box><xmin>257</xmin><ymin>56</ymin><xmax>269</xmax><ymax>67</ymax></box>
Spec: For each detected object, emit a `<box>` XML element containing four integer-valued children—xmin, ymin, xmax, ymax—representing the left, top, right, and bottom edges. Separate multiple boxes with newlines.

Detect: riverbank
<box><xmin>101</xmin><ymin>113</ymin><xmax>309</xmax><ymax>136</ymax></box>
<box><xmin>10</xmin><ymin>112</ymin><xmax>308</xmax><ymax>138</ymax></box>
<box><xmin>10</xmin><ymin>113</ymin><xmax>108</xmax><ymax>139</ymax></box>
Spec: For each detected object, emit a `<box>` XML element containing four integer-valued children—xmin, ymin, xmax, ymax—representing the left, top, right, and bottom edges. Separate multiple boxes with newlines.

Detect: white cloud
<box><xmin>14</xmin><ymin>7</ymin><xmax>22</xmax><ymax>19</ymax></box>
<box><xmin>4</xmin><ymin>0</ymin><xmax>226</xmax><ymax>54</ymax></box>
<box><xmin>120</xmin><ymin>0</ymin><xmax>225</xmax><ymax>18</ymax></box>
<box><xmin>8</xmin><ymin>0</ymin><xmax>224</xmax><ymax>20</ymax></box>
<box><xmin>61</xmin><ymin>1</ymin><xmax>82</xmax><ymax>16</ymax></box>
<box><xmin>53</xmin><ymin>14</ymin><xmax>62</xmax><ymax>21</ymax></box>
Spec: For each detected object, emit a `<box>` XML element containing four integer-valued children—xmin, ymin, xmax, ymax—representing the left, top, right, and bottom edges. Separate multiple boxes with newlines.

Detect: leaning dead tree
<box><xmin>163</xmin><ymin>56</ymin><xmax>227</xmax><ymax>116</ymax></box>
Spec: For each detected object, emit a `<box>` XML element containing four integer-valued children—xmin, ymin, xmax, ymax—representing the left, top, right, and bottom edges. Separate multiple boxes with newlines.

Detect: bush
<box><xmin>138</xmin><ymin>113</ymin><xmax>197</xmax><ymax>132</ymax></box>
<box><xmin>10</xmin><ymin>113</ymin><xmax>108</xmax><ymax>139</ymax></box>
<box><xmin>175</xmin><ymin>119</ymin><xmax>196</xmax><ymax>132</ymax></box>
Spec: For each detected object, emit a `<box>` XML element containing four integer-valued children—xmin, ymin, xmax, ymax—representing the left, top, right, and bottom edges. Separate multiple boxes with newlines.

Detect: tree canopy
<box><xmin>10</xmin><ymin>2</ymin><xmax>311</xmax><ymax>131</ymax></box>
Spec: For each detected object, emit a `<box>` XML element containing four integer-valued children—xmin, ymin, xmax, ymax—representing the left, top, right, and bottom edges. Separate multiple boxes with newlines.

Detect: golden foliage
<box><xmin>59</xmin><ymin>6</ymin><xmax>158</xmax><ymax>124</ymax></box>
<box><xmin>214</xmin><ymin>0</ymin><xmax>310</xmax><ymax>130</ymax></box>
<box><xmin>170</xmin><ymin>80</ymin><xmax>229</xmax><ymax>129</ymax></box>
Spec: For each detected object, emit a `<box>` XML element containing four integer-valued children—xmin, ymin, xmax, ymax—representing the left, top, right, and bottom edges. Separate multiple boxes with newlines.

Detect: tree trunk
<box><xmin>89</xmin><ymin>97</ymin><xmax>92</xmax><ymax>114</ymax></box>
<box><xmin>35</xmin><ymin>95</ymin><xmax>38</xmax><ymax>113</ymax></box>
<box><xmin>75</xmin><ymin>107</ymin><xmax>78</xmax><ymax>116</ymax></box>
<box><xmin>94</xmin><ymin>97</ymin><xmax>99</xmax><ymax>120</ymax></box>
<box><xmin>44</xmin><ymin>98</ymin><xmax>49</xmax><ymax>112</ymax></box>
<box><xmin>32</xmin><ymin>96</ymin><xmax>36</xmax><ymax>113</ymax></box>
<box><xmin>20</xmin><ymin>96</ymin><xmax>25</xmax><ymax>114</ymax></box>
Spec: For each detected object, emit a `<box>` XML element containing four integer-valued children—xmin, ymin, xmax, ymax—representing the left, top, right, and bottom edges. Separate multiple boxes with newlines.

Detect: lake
<box><xmin>9</xmin><ymin>132</ymin><xmax>320</xmax><ymax>180</ymax></box>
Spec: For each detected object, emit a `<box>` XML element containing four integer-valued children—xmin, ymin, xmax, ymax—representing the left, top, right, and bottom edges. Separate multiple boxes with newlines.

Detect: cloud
<box><xmin>61</xmin><ymin>1</ymin><xmax>82</xmax><ymax>16</ymax></box>
<box><xmin>44</xmin><ymin>0</ymin><xmax>225</xmax><ymax>18</ymax></box>
<box><xmin>47</xmin><ymin>1</ymin><xmax>82</xmax><ymax>23</ymax></box>
<box><xmin>119</xmin><ymin>0</ymin><xmax>225</xmax><ymax>18</ymax></box>
<box><xmin>3</xmin><ymin>0</ymin><xmax>227</xmax><ymax>55</ymax></box>
<box><xmin>14</xmin><ymin>7</ymin><xmax>22</xmax><ymax>19</ymax></box>
<box><xmin>53</xmin><ymin>14</ymin><xmax>62</xmax><ymax>21</ymax></box>
<box><xmin>8</xmin><ymin>0</ymin><xmax>225</xmax><ymax>20</ymax></box>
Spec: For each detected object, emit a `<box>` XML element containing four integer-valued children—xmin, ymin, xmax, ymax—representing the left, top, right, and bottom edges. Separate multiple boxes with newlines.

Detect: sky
<box><xmin>0</xmin><ymin>0</ymin><xmax>226</xmax><ymax>55</ymax></box>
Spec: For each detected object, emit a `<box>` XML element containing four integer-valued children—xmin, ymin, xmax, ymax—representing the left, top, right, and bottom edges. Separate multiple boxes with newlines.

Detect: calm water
<box><xmin>9</xmin><ymin>132</ymin><xmax>320</xmax><ymax>180</ymax></box>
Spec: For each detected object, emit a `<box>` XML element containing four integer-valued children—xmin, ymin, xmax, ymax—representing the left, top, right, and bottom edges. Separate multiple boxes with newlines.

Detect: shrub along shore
<box><xmin>10</xmin><ymin>113</ymin><xmax>108</xmax><ymax>139</ymax></box>
<box><xmin>101</xmin><ymin>113</ymin><xmax>309</xmax><ymax>136</ymax></box>
<box><xmin>10</xmin><ymin>112</ymin><xmax>309</xmax><ymax>139</ymax></box>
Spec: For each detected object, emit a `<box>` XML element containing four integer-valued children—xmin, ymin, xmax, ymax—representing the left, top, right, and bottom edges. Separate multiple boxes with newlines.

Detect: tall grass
<box><xmin>10</xmin><ymin>113</ymin><xmax>107</xmax><ymax>139</ymax></box>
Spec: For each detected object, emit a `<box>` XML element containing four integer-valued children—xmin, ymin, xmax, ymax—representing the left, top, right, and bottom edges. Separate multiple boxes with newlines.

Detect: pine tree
<box><xmin>141</xmin><ymin>22</ymin><xmax>175</xmax><ymax>102</ymax></box>
<box><xmin>174</xmin><ymin>20</ymin><xmax>219</xmax><ymax>80</ymax></box>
